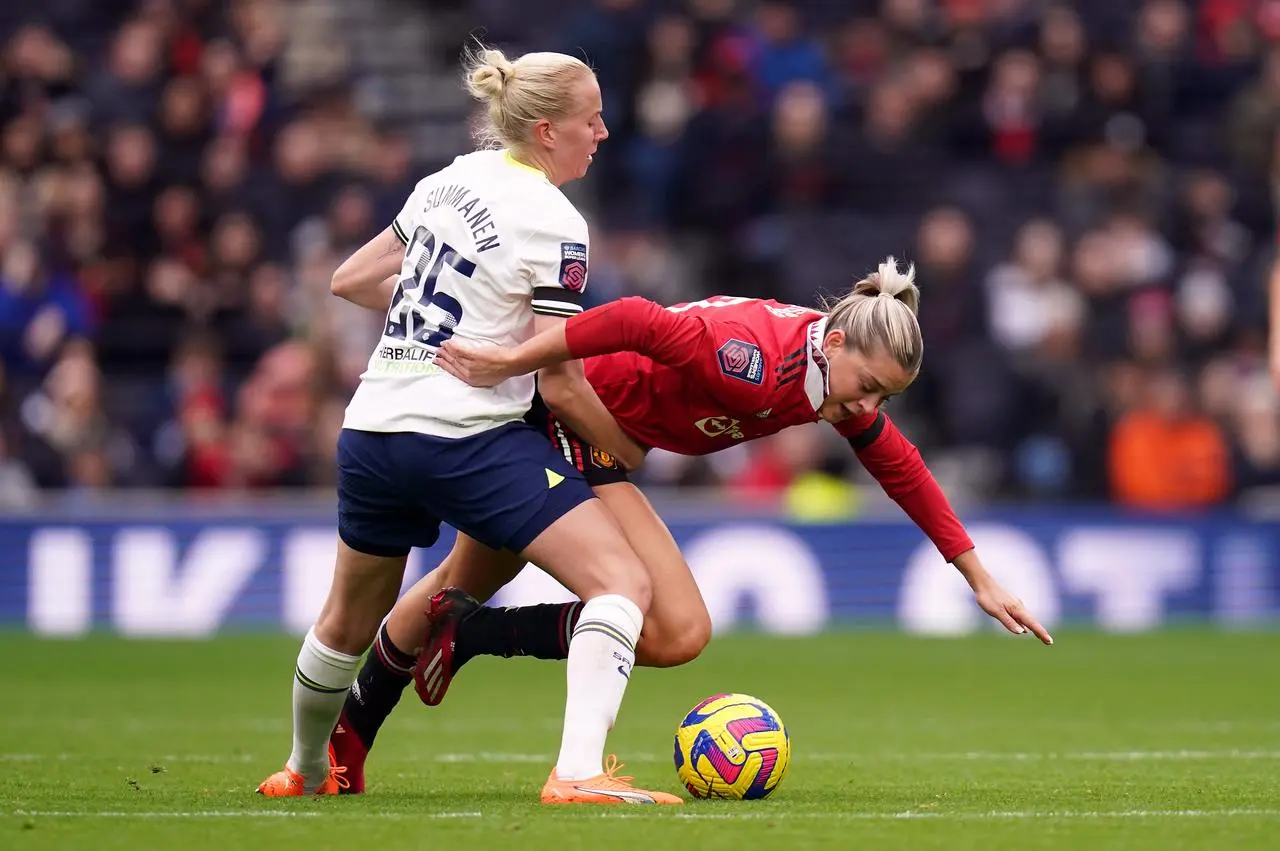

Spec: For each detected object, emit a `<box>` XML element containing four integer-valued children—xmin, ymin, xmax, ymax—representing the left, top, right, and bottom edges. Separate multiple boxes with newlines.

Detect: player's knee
<box><xmin>314</xmin><ymin>604</ymin><xmax>381</xmax><ymax>656</ymax></box>
<box><xmin>679</xmin><ymin>613</ymin><xmax>713</xmax><ymax>662</ymax></box>
<box><xmin>588</xmin><ymin>555</ymin><xmax>652</xmax><ymax>613</ymax></box>
<box><xmin>615</xmin><ymin>569</ymin><xmax>652</xmax><ymax>614</ymax></box>
<box><xmin>642</xmin><ymin>613</ymin><xmax>712</xmax><ymax>668</ymax></box>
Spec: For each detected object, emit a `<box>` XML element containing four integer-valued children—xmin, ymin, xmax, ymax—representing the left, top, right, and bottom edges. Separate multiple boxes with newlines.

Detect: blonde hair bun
<box><xmin>466</xmin><ymin>48</ymin><xmax>514</xmax><ymax>102</ymax></box>
<box><xmin>461</xmin><ymin>42</ymin><xmax>594</xmax><ymax>151</ymax></box>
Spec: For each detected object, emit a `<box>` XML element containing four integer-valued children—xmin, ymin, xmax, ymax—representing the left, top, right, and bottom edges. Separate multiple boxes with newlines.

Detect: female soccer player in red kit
<box><xmin>330</xmin><ymin>258</ymin><xmax>1051</xmax><ymax>793</ymax></box>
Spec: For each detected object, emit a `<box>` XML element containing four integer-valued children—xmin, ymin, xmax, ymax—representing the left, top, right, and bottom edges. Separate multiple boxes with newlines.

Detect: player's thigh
<box><xmin>336</xmin><ymin>428</ymin><xmax>444</xmax><ymax>558</ymax></box>
<box><xmin>518</xmin><ymin>396</ymin><xmax>651</xmax><ymax>606</ymax></box>
<box><xmin>314</xmin><ymin>537</ymin><xmax>409</xmax><ymax>655</ymax></box>
<box><xmin>384</xmin><ymin>533</ymin><xmax>525</xmax><ymax>651</ymax></box>
<box><xmin>519</xmin><ymin>497</ymin><xmax>652</xmax><ymax>611</ymax></box>
<box><xmin>434</xmin><ymin>533</ymin><xmax>527</xmax><ymax>601</ymax></box>
<box><xmin>412</xmin><ymin>422</ymin><xmax>650</xmax><ymax>608</ymax></box>
<box><xmin>410</xmin><ymin>423</ymin><xmax>587</xmax><ymax>555</ymax></box>
<box><xmin>595</xmin><ymin>481</ymin><xmax>712</xmax><ymax>667</ymax></box>
<box><xmin>324</xmin><ymin>429</ymin><xmax>438</xmax><ymax>653</ymax></box>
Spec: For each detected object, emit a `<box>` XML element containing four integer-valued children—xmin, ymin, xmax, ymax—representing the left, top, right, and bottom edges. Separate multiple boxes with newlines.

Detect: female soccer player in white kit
<box><xmin>256</xmin><ymin>45</ymin><xmax>681</xmax><ymax>805</ymax></box>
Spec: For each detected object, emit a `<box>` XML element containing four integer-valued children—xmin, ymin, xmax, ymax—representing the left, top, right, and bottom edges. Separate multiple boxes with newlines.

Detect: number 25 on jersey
<box><xmin>385</xmin><ymin>225</ymin><xmax>476</xmax><ymax>349</ymax></box>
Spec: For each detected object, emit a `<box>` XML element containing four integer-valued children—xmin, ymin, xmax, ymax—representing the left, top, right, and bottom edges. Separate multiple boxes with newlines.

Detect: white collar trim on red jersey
<box><xmin>804</xmin><ymin>316</ymin><xmax>830</xmax><ymax>412</ymax></box>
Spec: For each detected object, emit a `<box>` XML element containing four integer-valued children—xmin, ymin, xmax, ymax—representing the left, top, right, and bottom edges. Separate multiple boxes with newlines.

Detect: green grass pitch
<box><xmin>3</xmin><ymin>630</ymin><xmax>1279</xmax><ymax>850</ymax></box>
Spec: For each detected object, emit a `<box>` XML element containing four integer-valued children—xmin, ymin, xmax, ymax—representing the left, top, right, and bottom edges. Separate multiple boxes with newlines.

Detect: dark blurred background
<box><xmin>3</xmin><ymin>0</ymin><xmax>1280</xmax><ymax>513</ymax></box>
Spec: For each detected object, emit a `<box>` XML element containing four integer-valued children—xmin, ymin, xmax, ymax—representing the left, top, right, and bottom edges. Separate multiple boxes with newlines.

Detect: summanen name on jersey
<box><xmin>346</xmin><ymin>149</ymin><xmax>582</xmax><ymax>438</ymax></box>
<box><xmin>420</xmin><ymin>184</ymin><xmax>502</xmax><ymax>252</ymax></box>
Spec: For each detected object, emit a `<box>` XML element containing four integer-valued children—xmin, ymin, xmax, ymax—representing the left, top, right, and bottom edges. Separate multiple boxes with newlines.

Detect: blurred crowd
<box><xmin>0</xmin><ymin>0</ymin><xmax>414</xmax><ymax>504</ymax></box>
<box><xmin>4</xmin><ymin>0</ymin><xmax>1280</xmax><ymax>512</ymax></box>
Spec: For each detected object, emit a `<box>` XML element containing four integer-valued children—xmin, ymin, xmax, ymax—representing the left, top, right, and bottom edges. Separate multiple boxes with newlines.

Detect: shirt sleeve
<box><xmin>564</xmin><ymin>296</ymin><xmax>772</xmax><ymax>404</ymax></box>
<box><xmin>838</xmin><ymin>411</ymin><xmax>975</xmax><ymax>562</ymax></box>
<box><xmin>522</xmin><ymin>212</ymin><xmax>589</xmax><ymax>318</ymax></box>
<box><xmin>391</xmin><ymin>182</ymin><xmax>421</xmax><ymax>245</ymax></box>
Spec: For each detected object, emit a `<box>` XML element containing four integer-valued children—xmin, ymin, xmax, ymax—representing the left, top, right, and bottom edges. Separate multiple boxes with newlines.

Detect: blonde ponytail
<box><xmin>823</xmin><ymin>256</ymin><xmax>924</xmax><ymax>377</ymax></box>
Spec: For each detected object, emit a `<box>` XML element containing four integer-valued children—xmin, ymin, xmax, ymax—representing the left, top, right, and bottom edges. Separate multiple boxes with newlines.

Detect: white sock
<box><xmin>286</xmin><ymin>627</ymin><xmax>362</xmax><ymax>790</ymax></box>
<box><xmin>554</xmin><ymin>594</ymin><xmax>643</xmax><ymax>781</ymax></box>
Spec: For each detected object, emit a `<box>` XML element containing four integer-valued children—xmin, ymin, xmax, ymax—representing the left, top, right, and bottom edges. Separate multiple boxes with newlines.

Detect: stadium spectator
<box><xmin>1108</xmin><ymin>366</ymin><xmax>1232</xmax><ymax>508</ymax></box>
<box><xmin>0</xmin><ymin>0</ymin><xmax>1278</xmax><ymax>507</ymax></box>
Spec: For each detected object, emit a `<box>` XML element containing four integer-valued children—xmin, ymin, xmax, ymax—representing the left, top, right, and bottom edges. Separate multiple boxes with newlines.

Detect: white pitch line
<box><xmin>833</xmin><ymin>749</ymin><xmax>1280</xmax><ymax>762</ymax></box>
<box><xmin>3</xmin><ymin>811</ymin><xmax>320</xmax><ymax>819</ymax></box>
<box><xmin>423</xmin><ymin>750</ymin><xmax>1280</xmax><ymax>765</ymax></box>
<box><xmin>3</xmin><ymin>808</ymin><xmax>1274</xmax><ymax>822</ymax></box>
<box><xmin>434</xmin><ymin>752</ymin><xmax>551</xmax><ymax>764</ymax></box>
<box><xmin>7</xmin><ymin>749</ymin><xmax>1278</xmax><ymax>767</ymax></box>
<box><xmin>1</xmin><ymin>810</ymin><xmax>484</xmax><ymax>820</ymax></box>
<box><xmin>601</xmin><ymin>809</ymin><xmax>1280</xmax><ymax>821</ymax></box>
<box><xmin>0</xmin><ymin>753</ymin><xmax>256</xmax><ymax>764</ymax></box>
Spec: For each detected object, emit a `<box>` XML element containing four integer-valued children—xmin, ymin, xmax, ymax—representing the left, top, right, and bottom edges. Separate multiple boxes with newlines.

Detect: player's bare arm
<box><xmin>531</xmin><ymin>316</ymin><xmax>647</xmax><ymax>471</ymax></box>
<box><xmin>330</xmin><ymin>225</ymin><xmax>405</xmax><ymax>310</ymax></box>
<box><xmin>438</xmin><ymin>297</ymin><xmax>703</xmax><ymax>386</ymax></box>
<box><xmin>436</xmin><ymin>321</ymin><xmax>572</xmax><ymax>385</ymax></box>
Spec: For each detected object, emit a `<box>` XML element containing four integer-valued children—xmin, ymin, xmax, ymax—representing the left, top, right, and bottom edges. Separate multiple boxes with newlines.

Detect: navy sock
<box><xmin>341</xmin><ymin>622</ymin><xmax>415</xmax><ymax>747</ymax></box>
<box><xmin>453</xmin><ymin>601</ymin><xmax>583</xmax><ymax>671</ymax></box>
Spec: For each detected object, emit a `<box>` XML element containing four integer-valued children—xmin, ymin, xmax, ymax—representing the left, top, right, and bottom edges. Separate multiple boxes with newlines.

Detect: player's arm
<box><xmin>841</xmin><ymin>412</ymin><xmax>1053</xmax><ymax>645</ymax></box>
<box><xmin>511</xmin><ymin>220</ymin><xmax>647</xmax><ymax>471</ymax></box>
<box><xmin>534</xmin><ymin>315</ymin><xmax>648</xmax><ymax>471</ymax></box>
<box><xmin>437</xmin><ymin>296</ymin><xmax>713</xmax><ymax>382</ymax></box>
<box><xmin>330</xmin><ymin>224</ymin><xmax>405</xmax><ymax>310</ymax></box>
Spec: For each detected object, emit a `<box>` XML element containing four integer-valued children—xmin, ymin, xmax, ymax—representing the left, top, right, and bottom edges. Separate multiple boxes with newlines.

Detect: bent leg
<box><xmin>404</xmin><ymin>484</ymin><xmax>711</xmax><ymax>672</ymax></box>
<box><xmin>383</xmin><ymin>533</ymin><xmax>524</xmax><ymax>652</ymax></box>
<box><xmin>594</xmin><ymin>482</ymin><xmax>712</xmax><ymax>668</ymax></box>
<box><xmin>519</xmin><ymin>499</ymin><xmax>653</xmax><ymax>781</ymax></box>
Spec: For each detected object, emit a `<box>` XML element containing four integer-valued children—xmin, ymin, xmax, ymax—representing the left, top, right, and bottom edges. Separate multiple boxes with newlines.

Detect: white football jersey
<box><xmin>343</xmin><ymin>150</ymin><xmax>589</xmax><ymax>437</ymax></box>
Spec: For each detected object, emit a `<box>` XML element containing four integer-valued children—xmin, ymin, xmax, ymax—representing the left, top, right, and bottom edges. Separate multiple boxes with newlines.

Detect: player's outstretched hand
<box><xmin>973</xmin><ymin>580</ymin><xmax>1054</xmax><ymax>645</ymax></box>
<box><xmin>436</xmin><ymin>339</ymin><xmax>518</xmax><ymax>387</ymax></box>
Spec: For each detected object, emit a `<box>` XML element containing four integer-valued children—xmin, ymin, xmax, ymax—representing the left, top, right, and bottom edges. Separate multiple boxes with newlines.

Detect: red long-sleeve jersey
<box><xmin>565</xmin><ymin>296</ymin><xmax>974</xmax><ymax>561</ymax></box>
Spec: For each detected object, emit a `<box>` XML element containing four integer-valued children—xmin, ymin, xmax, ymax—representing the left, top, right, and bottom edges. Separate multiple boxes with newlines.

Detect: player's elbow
<box><xmin>330</xmin><ymin>264</ymin><xmax>357</xmax><ymax>299</ymax></box>
<box><xmin>616</xmin><ymin>295</ymin><xmax>661</xmax><ymax>314</ymax></box>
<box><xmin>615</xmin><ymin>296</ymin><xmax>664</xmax><ymax>334</ymax></box>
<box><xmin>537</xmin><ymin>364</ymin><xmax>586</xmax><ymax>409</ymax></box>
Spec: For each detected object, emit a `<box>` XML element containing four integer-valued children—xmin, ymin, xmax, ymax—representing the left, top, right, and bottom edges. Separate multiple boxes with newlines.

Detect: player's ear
<box><xmin>822</xmin><ymin>328</ymin><xmax>846</xmax><ymax>354</ymax></box>
<box><xmin>532</xmin><ymin>118</ymin><xmax>555</xmax><ymax>148</ymax></box>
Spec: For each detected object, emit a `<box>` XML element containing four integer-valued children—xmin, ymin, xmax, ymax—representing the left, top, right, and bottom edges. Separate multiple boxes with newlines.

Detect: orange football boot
<box><xmin>256</xmin><ymin>744</ymin><xmax>349</xmax><ymax>796</ymax></box>
<box><xmin>540</xmin><ymin>755</ymin><xmax>683</xmax><ymax>805</ymax></box>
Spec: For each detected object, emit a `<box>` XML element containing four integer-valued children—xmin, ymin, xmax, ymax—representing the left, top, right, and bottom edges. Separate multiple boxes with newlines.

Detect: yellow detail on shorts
<box><xmin>546</xmin><ymin>469</ymin><xmax>565</xmax><ymax>489</ymax></box>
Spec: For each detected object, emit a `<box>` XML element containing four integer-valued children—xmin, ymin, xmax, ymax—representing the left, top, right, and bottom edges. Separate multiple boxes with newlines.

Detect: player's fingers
<box><xmin>1018</xmin><ymin>612</ymin><xmax>1054</xmax><ymax>646</ymax></box>
<box><xmin>435</xmin><ymin>349</ymin><xmax>476</xmax><ymax>382</ymax></box>
<box><xmin>994</xmin><ymin>608</ymin><xmax>1025</xmax><ymax>636</ymax></box>
<box><xmin>445</xmin><ymin>347</ymin><xmax>492</xmax><ymax>378</ymax></box>
<box><xmin>438</xmin><ymin>345</ymin><xmax>473</xmax><ymax>370</ymax></box>
<box><xmin>433</xmin><ymin>353</ymin><xmax>464</xmax><ymax>380</ymax></box>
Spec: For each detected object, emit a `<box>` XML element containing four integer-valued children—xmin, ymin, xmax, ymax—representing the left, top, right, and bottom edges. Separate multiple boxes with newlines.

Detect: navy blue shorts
<box><xmin>336</xmin><ymin>423</ymin><xmax>595</xmax><ymax>557</ymax></box>
<box><xmin>524</xmin><ymin>392</ymin><xmax>630</xmax><ymax>488</ymax></box>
